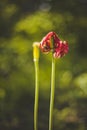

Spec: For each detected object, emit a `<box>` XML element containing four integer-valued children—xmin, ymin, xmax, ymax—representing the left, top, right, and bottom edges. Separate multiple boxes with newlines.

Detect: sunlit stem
<box><xmin>34</xmin><ymin>60</ymin><xmax>39</xmax><ymax>130</ymax></box>
<box><xmin>33</xmin><ymin>42</ymin><xmax>39</xmax><ymax>130</ymax></box>
<box><xmin>49</xmin><ymin>55</ymin><xmax>56</xmax><ymax>130</ymax></box>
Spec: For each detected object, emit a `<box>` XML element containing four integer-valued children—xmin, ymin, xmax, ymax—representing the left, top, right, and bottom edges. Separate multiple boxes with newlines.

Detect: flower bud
<box><xmin>33</xmin><ymin>42</ymin><xmax>40</xmax><ymax>61</ymax></box>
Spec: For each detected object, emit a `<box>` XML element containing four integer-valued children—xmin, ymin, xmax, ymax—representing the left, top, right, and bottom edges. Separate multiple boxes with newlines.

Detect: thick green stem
<box><xmin>49</xmin><ymin>56</ymin><xmax>56</xmax><ymax>130</ymax></box>
<box><xmin>34</xmin><ymin>60</ymin><xmax>39</xmax><ymax>130</ymax></box>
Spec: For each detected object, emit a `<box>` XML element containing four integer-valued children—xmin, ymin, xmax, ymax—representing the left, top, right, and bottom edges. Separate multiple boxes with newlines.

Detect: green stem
<box><xmin>34</xmin><ymin>60</ymin><xmax>39</xmax><ymax>130</ymax></box>
<box><xmin>49</xmin><ymin>56</ymin><xmax>56</xmax><ymax>130</ymax></box>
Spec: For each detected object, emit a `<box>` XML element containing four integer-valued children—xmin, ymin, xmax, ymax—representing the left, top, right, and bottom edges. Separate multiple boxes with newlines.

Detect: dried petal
<box><xmin>53</xmin><ymin>41</ymin><xmax>69</xmax><ymax>58</ymax></box>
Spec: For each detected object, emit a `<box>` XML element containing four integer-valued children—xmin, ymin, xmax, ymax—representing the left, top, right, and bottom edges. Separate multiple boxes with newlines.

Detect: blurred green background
<box><xmin>0</xmin><ymin>0</ymin><xmax>87</xmax><ymax>130</ymax></box>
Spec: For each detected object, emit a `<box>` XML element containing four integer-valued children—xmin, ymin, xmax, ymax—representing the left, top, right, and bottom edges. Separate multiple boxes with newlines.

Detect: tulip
<box><xmin>40</xmin><ymin>32</ymin><xmax>69</xmax><ymax>130</ymax></box>
<box><xmin>40</xmin><ymin>32</ymin><xmax>69</xmax><ymax>59</ymax></box>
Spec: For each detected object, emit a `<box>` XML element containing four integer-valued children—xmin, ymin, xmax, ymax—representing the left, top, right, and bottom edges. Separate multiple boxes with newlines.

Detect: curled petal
<box><xmin>53</xmin><ymin>41</ymin><xmax>69</xmax><ymax>58</ymax></box>
<box><xmin>40</xmin><ymin>40</ymin><xmax>51</xmax><ymax>53</ymax></box>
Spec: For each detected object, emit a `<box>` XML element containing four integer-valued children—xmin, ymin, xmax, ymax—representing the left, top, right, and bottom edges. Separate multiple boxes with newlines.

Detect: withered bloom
<box><xmin>40</xmin><ymin>31</ymin><xmax>69</xmax><ymax>58</ymax></box>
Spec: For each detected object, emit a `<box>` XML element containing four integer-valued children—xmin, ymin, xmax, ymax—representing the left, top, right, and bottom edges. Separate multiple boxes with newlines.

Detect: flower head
<box><xmin>40</xmin><ymin>31</ymin><xmax>69</xmax><ymax>58</ymax></box>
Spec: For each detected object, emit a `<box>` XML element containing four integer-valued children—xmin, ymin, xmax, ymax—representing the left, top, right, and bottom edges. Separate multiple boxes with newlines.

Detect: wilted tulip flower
<box><xmin>40</xmin><ymin>31</ymin><xmax>69</xmax><ymax>58</ymax></box>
